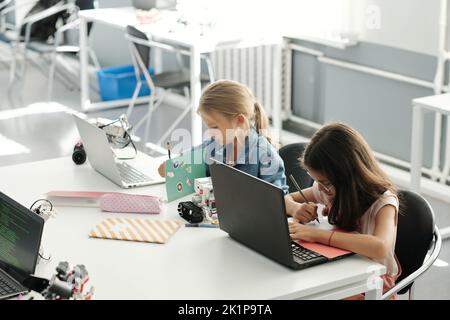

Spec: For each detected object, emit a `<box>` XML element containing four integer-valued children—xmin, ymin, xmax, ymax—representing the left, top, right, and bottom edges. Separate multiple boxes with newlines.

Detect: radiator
<box><xmin>210</xmin><ymin>44</ymin><xmax>291</xmax><ymax>120</ymax></box>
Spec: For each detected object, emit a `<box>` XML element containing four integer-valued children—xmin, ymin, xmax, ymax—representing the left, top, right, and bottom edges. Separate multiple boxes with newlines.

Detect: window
<box><xmin>175</xmin><ymin>0</ymin><xmax>355</xmax><ymax>44</ymax></box>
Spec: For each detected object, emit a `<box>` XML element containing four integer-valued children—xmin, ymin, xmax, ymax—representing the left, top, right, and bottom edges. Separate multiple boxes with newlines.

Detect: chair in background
<box><xmin>0</xmin><ymin>0</ymin><xmax>17</xmax><ymax>76</ymax></box>
<box><xmin>0</xmin><ymin>0</ymin><xmax>99</xmax><ymax>102</ymax></box>
<box><xmin>48</xmin><ymin>0</ymin><xmax>99</xmax><ymax>100</ymax></box>
<box><xmin>1</xmin><ymin>1</ymin><xmax>78</xmax><ymax>93</ymax></box>
<box><xmin>382</xmin><ymin>190</ymin><xmax>442</xmax><ymax>300</ymax></box>
<box><xmin>125</xmin><ymin>25</ymin><xmax>214</xmax><ymax>150</ymax></box>
<box><xmin>279</xmin><ymin>142</ymin><xmax>313</xmax><ymax>193</ymax></box>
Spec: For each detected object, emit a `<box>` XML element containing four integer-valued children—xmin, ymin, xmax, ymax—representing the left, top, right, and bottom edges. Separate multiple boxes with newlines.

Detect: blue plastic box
<box><xmin>96</xmin><ymin>64</ymin><xmax>155</xmax><ymax>101</ymax></box>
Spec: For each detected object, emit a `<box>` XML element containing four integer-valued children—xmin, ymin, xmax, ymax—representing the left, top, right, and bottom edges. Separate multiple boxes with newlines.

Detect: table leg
<box><xmin>271</xmin><ymin>42</ymin><xmax>282</xmax><ymax>144</ymax></box>
<box><xmin>190</xmin><ymin>45</ymin><xmax>202</xmax><ymax>146</ymax></box>
<box><xmin>365</xmin><ymin>276</ymin><xmax>383</xmax><ymax>300</ymax></box>
<box><xmin>80</xmin><ymin>16</ymin><xmax>90</xmax><ymax>112</ymax></box>
<box><xmin>411</xmin><ymin>105</ymin><xmax>424</xmax><ymax>192</ymax></box>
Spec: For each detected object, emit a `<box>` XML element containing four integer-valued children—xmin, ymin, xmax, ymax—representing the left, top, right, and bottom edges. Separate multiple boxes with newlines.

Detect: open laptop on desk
<box><xmin>209</xmin><ymin>162</ymin><xmax>353</xmax><ymax>270</ymax></box>
<box><xmin>73</xmin><ymin>114</ymin><xmax>165</xmax><ymax>188</ymax></box>
<box><xmin>0</xmin><ymin>192</ymin><xmax>44</xmax><ymax>299</ymax></box>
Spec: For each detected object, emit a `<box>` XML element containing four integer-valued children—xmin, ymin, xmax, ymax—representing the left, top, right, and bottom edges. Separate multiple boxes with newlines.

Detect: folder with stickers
<box><xmin>164</xmin><ymin>147</ymin><xmax>206</xmax><ymax>202</ymax></box>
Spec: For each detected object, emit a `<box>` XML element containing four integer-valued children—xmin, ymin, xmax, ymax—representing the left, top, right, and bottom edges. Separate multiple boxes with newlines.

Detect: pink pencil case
<box><xmin>99</xmin><ymin>193</ymin><xmax>163</xmax><ymax>214</ymax></box>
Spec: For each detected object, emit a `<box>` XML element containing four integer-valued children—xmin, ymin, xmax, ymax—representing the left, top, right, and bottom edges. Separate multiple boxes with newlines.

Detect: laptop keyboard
<box><xmin>0</xmin><ymin>270</ymin><xmax>26</xmax><ymax>299</ymax></box>
<box><xmin>291</xmin><ymin>243</ymin><xmax>322</xmax><ymax>262</ymax></box>
<box><xmin>117</xmin><ymin>162</ymin><xmax>153</xmax><ymax>184</ymax></box>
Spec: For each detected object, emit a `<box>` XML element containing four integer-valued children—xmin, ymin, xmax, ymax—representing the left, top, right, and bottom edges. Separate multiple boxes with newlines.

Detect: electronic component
<box><xmin>40</xmin><ymin>261</ymin><xmax>94</xmax><ymax>300</ymax></box>
<box><xmin>72</xmin><ymin>141</ymin><xmax>87</xmax><ymax>165</ymax></box>
<box><xmin>191</xmin><ymin>177</ymin><xmax>217</xmax><ymax>223</ymax></box>
<box><xmin>72</xmin><ymin>114</ymin><xmax>136</xmax><ymax>164</ymax></box>
<box><xmin>178</xmin><ymin>201</ymin><xmax>204</xmax><ymax>224</ymax></box>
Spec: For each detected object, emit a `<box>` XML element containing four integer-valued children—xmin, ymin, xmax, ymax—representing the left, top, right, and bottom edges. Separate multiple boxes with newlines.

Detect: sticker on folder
<box><xmin>89</xmin><ymin>218</ymin><xmax>181</xmax><ymax>244</ymax></box>
<box><xmin>165</xmin><ymin>147</ymin><xmax>206</xmax><ymax>202</ymax></box>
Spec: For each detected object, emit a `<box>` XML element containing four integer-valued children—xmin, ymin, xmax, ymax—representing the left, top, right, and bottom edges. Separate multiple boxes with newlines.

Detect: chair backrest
<box><xmin>20</xmin><ymin>0</ymin><xmax>65</xmax><ymax>41</ymax></box>
<box><xmin>395</xmin><ymin>190</ymin><xmax>435</xmax><ymax>294</ymax></box>
<box><xmin>75</xmin><ymin>0</ymin><xmax>95</xmax><ymax>34</ymax></box>
<box><xmin>279</xmin><ymin>143</ymin><xmax>313</xmax><ymax>193</ymax></box>
<box><xmin>126</xmin><ymin>25</ymin><xmax>150</xmax><ymax>69</ymax></box>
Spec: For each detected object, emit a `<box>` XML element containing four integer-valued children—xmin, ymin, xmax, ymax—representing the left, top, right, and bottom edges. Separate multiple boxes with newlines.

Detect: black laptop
<box><xmin>0</xmin><ymin>192</ymin><xmax>44</xmax><ymax>299</ymax></box>
<box><xmin>209</xmin><ymin>162</ymin><xmax>352</xmax><ymax>270</ymax></box>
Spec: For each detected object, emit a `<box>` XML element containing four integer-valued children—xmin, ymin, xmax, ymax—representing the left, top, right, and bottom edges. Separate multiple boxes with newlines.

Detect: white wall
<box><xmin>351</xmin><ymin>0</ymin><xmax>442</xmax><ymax>56</ymax></box>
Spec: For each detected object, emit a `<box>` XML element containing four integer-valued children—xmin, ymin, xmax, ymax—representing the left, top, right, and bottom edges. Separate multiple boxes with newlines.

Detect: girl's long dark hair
<box><xmin>301</xmin><ymin>122</ymin><xmax>397</xmax><ymax>231</ymax></box>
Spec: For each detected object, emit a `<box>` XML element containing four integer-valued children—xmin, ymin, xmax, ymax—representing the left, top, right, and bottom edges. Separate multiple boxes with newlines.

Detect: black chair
<box><xmin>382</xmin><ymin>190</ymin><xmax>442</xmax><ymax>300</ymax></box>
<box><xmin>125</xmin><ymin>25</ymin><xmax>213</xmax><ymax>149</ymax></box>
<box><xmin>279</xmin><ymin>142</ymin><xmax>313</xmax><ymax>193</ymax></box>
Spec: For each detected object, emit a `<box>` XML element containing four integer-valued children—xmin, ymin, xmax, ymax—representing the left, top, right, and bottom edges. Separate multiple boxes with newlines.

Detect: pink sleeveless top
<box><xmin>311</xmin><ymin>182</ymin><xmax>401</xmax><ymax>298</ymax></box>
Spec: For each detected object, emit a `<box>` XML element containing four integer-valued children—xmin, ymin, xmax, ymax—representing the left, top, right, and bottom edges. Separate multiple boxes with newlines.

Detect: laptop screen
<box><xmin>210</xmin><ymin>162</ymin><xmax>295</xmax><ymax>267</ymax></box>
<box><xmin>0</xmin><ymin>192</ymin><xmax>44</xmax><ymax>278</ymax></box>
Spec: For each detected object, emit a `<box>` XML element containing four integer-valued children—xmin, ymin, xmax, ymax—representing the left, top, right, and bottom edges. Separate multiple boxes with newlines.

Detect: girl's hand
<box><xmin>291</xmin><ymin>202</ymin><xmax>318</xmax><ymax>224</ymax></box>
<box><xmin>288</xmin><ymin>222</ymin><xmax>321</xmax><ymax>243</ymax></box>
<box><xmin>158</xmin><ymin>162</ymin><xmax>166</xmax><ymax>177</ymax></box>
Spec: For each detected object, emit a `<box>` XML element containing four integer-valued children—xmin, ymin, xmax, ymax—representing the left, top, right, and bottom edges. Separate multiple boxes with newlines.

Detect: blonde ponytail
<box><xmin>198</xmin><ymin>80</ymin><xmax>273</xmax><ymax>145</ymax></box>
<box><xmin>254</xmin><ymin>102</ymin><xmax>272</xmax><ymax>144</ymax></box>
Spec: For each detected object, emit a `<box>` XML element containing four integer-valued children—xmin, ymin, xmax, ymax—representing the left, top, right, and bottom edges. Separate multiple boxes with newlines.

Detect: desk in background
<box><xmin>78</xmin><ymin>7</ymin><xmax>283</xmax><ymax>146</ymax></box>
<box><xmin>411</xmin><ymin>94</ymin><xmax>450</xmax><ymax>240</ymax></box>
<box><xmin>0</xmin><ymin>156</ymin><xmax>385</xmax><ymax>299</ymax></box>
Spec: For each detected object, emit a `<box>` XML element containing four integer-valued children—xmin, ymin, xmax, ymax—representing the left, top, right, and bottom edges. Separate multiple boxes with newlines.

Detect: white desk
<box><xmin>79</xmin><ymin>7</ymin><xmax>283</xmax><ymax>146</ymax></box>
<box><xmin>0</xmin><ymin>157</ymin><xmax>386</xmax><ymax>300</ymax></box>
<box><xmin>411</xmin><ymin>94</ymin><xmax>450</xmax><ymax>239</ymax></box>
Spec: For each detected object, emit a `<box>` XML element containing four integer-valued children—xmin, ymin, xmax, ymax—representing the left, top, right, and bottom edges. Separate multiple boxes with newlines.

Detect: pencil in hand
<box><xmin>166</xmin><ymin>141</ymin><xmax>171</xmax><ymax>159</ymax></box>
<box><xmin>289</xmin><ymin>174</ymin><xmax>320</xmax><ymax>224</ymax></box>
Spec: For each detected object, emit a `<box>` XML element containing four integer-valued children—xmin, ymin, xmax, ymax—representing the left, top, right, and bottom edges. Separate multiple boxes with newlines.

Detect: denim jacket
<box><xmin>199</xmin><ymin>128</ymin><xmax>289</xmax><ymax>194</ymax></box>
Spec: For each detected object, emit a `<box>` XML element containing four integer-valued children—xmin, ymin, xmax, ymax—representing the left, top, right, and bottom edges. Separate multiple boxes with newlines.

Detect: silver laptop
<box><xmin>73</xmin><ymin>114</ymin><xmax>165</xmax><ymax>188</ymax></box>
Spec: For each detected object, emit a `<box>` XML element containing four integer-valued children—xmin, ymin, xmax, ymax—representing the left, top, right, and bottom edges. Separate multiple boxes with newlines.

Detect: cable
<box><xmin>39</xmin><ymin>252</ymin><xmax>51</xmax><ymax>261</ymax></box>
<box><xmin>30</xmin><ymin>199</ymin><xmax>53</xmax><ymax>215</ymax></box>
<box><xmin>114</xmin><ymin>117</ymin><xmax>137</xmax><ymax>160</ymax></box>
<box><xmin>98</xmin><ymin>117</ymin><xmax>137</xmax><ymax>160</ymax></box>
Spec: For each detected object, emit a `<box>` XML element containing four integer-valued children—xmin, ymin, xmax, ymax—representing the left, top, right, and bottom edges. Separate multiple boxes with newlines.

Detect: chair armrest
<box><xmin>0</xmin><ymin>0</ymin><xmax>13</xmax><ymax>11</ymax></box>
<box><xmin>126</xmin><ymin>32</ymin><xmax>214</xmax><ymax>79</ymax></box>
<box><xmin>53</xmin><ymin>18</ymin><xmax>80</xmax><ymax>47</ymax></box>
<box><xmin>22</xmin><ymin>1</ymin><xmax>75</xmax><ymax>26</ymax></box>
<box><xmin>1</xmin><ymin>0</ymin><xmax>37</xmax><ymax>14</ymax></box>
<box><xmin>0</xmin><ymin>2</ymin><xmax>16</xmax><ymax>16</ymax></box>
<box><xmin>126</xmin><ymin>34</ymin><xmax>190</xmax><ymax>56</ymax></box>
<box><xmin>22</xmin><ymin>2</ymin><xmax>78</xmax><ymax>45</ymax></box>
<box><xmin>381</xmin><ymin>225</ymin><xmax>442</xmax><ymax>300</ymax></box>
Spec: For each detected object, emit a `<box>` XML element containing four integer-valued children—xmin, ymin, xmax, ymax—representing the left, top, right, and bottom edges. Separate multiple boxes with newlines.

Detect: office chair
<box><xmin>1</xmin><ymin>1</ymin><xmax>78</xmax><ymax>93</ymax></box>
<box><xmin>0</xmin><ymin>0</ymin><xmax>12</xmax><ymax>33</ymax></box>
<box><xmin>1</xmin><ymin>0</ymin><xmax>99</xmax><ymax>101</ymax></box>
<box><xmin>125</xmin><ymin>25</ymin><xmax>214</xmax><ymax>150</ymax></box>
<box><xmin>279</xmin><ymin>143</ymin><xmax>313</xmax><ymax>193</ymax></box>
<box><xmin>0</xmin><ymin>0</ymin><xmax>16</xmax><ymax>76</ymax></box>
<box><xmin>382</xmin><ymin>190</ymin><xmax>442</xmax><ymax>300</ymax></box>
<box><xmin>48</xmin><ymin>0</ymin><xmax>100</xmax><ymax>100</ymax></box>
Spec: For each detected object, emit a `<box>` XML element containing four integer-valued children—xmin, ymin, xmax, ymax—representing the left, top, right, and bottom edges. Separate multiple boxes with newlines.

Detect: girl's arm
<box><xmin>284</xmin><ymin>188</ymin><xmax>319</xmax><ymax>223</ymax></box>
<box><xmin>289</xmin><ymin>204</ymin><xmax>397</xmax><ymax>260</ymax></box>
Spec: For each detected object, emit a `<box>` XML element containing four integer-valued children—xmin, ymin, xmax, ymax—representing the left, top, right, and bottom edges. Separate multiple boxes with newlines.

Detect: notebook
<box><xmin>46</xmin><ymin>191</ymin><xmax>110</xmax><ymax>207</ymax></box>
<box><xmin>165</xmin><ymin>148</ymin><xmax>206</xmax><ymax>202</ymax></box>
<box><xmin>46</xmin><ymin>191</ymin><xmax>163</xmax><ymax>214</ymax></box>
<box><xmin>296</xmin><ymin>241</ymin><xmax>351</xmax><ymax>259</ymax></box>
<box><xmin>89</xmin><ymin>218</ymin><xmax>181</xmax><ymax>244</ymax></box>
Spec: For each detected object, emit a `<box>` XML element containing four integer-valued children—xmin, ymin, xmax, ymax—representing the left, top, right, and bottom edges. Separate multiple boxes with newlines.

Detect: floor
<box><xmin>0</xmin><ymin>49</ymin><xmax>449</xmax><ymax>300</ymax></box>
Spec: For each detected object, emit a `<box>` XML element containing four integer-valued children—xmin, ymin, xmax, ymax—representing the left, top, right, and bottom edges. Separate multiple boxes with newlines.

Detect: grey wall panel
<box><xmin>321</xmin><ymin>63</ymin><xmax>435</xmax><ymax>165</ymax></box>
<box><xmin>292</xmin><ymin>52</ymin><xmax>324</xmax><ymax>123</ymax></box>
<box><xmin>291</xmin><ymin>40</ymin><xmax>441</xmax><ymax>167</ymax></box>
